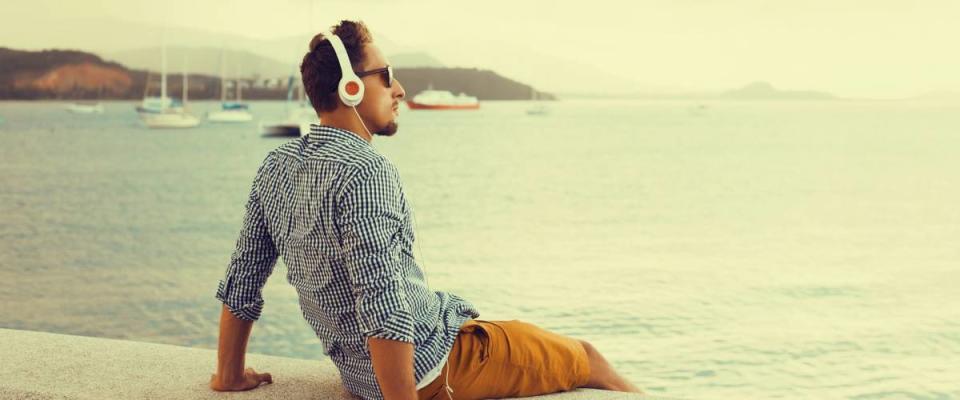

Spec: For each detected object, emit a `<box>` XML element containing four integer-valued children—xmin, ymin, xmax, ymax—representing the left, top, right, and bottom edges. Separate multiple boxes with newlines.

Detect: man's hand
<box><xmin>210</xmin><ymin>367</ymin><xmax>273</xmax><ymax>391</ymax></box>
<box><xmin>212</xmin><ymin>304</ymin><xmax>270</xmax><ymax>392</ymax></box>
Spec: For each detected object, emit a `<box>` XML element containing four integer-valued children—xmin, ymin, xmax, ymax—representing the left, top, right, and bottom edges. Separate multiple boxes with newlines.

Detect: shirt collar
<box><xmin>307</xmin><ymin>124</ymin><xmax>371</xmax><ymax>147</ymax></box>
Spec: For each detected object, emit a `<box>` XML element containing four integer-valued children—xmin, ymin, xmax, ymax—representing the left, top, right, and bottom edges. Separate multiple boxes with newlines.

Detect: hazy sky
<box><xmin>4</xmin><ymin>0</ymin><xmax>960</xmax><ymax>98</ymax></box>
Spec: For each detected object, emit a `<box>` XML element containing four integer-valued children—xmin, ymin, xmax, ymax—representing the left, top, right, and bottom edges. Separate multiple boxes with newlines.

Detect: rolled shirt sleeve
<box><xmin>337</xmin><ymin>158</ymin><xmax>414</xmax><ymax>343</ymax></box>
<box><xmin>216</xmin><ymin>157</ymin><xmax>279</xmax><ymax>321</ymax></box>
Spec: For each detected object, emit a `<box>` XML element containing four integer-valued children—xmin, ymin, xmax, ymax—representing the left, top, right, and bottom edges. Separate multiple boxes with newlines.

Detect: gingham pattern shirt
<box><xmin>216</xmin><ymin>124</ymin><xmax>479</xmax><ymax>400</ymax></box>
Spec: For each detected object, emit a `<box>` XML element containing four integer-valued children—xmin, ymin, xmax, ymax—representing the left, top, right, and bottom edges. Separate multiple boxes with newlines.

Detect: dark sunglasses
<box><xmin>356</xmin><ymin>65</ymin><xmax>394</xmax><ymax>88</ymax></box>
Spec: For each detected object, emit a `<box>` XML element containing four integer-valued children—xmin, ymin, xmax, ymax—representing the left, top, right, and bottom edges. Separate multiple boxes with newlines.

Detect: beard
<box><xmin>373</xmin><ymin>120</ymin><xmax>399</xmax><ymax>136</ymax></box>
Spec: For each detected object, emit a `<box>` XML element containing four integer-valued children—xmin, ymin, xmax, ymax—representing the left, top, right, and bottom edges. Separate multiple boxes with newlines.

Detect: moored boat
<box><xmin>260</xmin><ymin>106</ymin><xmax>316</xmax><ymax>138</ymax></box>
<box><xmin>406</xmin><ymin>89</ymin><xmax>479</xmax><ymax>110</ymax></box>
<box><xmin>208</xmin><ymin>51</ymin><xmax>252</xmax><ymax>123</ymax></box>
<box><xmin>525</xmin><ymin>86</ymin><xmax>549</xmax><ymax>116</ymax></box>
<box><xmin>66</xmin><ymin>102</ymin><xmax>104</xmax><ymax>114</ymax></box>
<box><xmin>260</xmin><ymin>75</ymin><xmax>317</xmax><ymax>137</ymax></box>
<box><xmin>208</xmin><ymin>109</ymin><xmax>254</xmax><ymax>123</ymax></box>
<box><xmin>139</xmin><ymin>38</ymin><xmax>199</xmax><ymax>129</ymax></box>
<box><xmin>141</xmin><ymin>111</ymin><xmax>201</xmax><ymax>129</ymax></box>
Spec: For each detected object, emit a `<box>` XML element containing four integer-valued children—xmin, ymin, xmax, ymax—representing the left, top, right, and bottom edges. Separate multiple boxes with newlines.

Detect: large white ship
<box><xmin>406</xmin><ymin>89</ymin><xmax>479</xmax><ymax>110</ymax></box>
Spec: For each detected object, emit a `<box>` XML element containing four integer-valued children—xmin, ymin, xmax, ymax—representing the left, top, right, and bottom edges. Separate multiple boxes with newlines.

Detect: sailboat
<box><xmin>525</xmin><ymin>86</ymin><xmax>549</xmax><ymax>116</ymax></box>
<box><xmin>140</xmin><ymin>44</ymin><xmax>200</xmax><ymax>129</ymax></box>
<box><xmin>407</xmin><ymin>83</ymin><xmax>479</xmax><ymax>110</ymax></box>
<box><xmin>66</xmin><ymin>102</ymin><xmax>104</xmax><ymax>114</ymax></box>
<box><xmin>259</xmin><ymin>73</ymin><xmax>318</xmax><ymax>137</ymax></box>
<box><xmin>209</xmin><ymin>51</ymin><xmax>253</xmax><ymax>123</ymax></box>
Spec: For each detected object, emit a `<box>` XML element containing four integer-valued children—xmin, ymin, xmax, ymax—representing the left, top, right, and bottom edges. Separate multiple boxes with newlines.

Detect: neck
<box><xmin>318</xmin><ymin>107</ymin><xmax>373</xmax><ymax>143</ymax></box>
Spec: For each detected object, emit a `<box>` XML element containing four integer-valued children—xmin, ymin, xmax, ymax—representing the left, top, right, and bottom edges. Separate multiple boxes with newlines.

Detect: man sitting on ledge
<box><xmin>209</xmin><ymin>19</ymin><xmax>644</xmax><ymax>400</ymax></box>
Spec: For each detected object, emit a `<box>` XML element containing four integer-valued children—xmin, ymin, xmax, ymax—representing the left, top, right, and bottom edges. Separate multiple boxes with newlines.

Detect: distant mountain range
<box><xmin>0</xmin><ymin>15</ymin><xmax>901</xmax><ymax>103</ymax></box>
<box><xmin>2</xmin><ymin>17</ymin><xmax>954</xmax><ymax>100</ymax></box>
<box><xmin>0</xmin><ymin>17</ymin><xmax>439</xmax><ymax>78</ymax></box>
<box><xmin>0</xmin><ymin>47</ymin><xmax>840</xmax><ymax>102</ymax></box>
<box><xmin>0</xmin><ymin>16</ymin><xmax>562</xmax><ymax>101</ymax></box>
<box><xmin>0</xmin><ymin>17</ymin><xmax>678</xmax><ymax>96</ymax></box>
<box><xmin>0</xmin><ymin>47</ymin><xmax>554</xmax><ymax>101</ymax></box>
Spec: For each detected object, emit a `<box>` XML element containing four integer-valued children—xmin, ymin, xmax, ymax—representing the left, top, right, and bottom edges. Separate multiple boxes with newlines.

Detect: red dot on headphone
<box><xmin>345</xmin><ymin>81</ymin><xmax>360</xmax><ymax>96</ymax></box>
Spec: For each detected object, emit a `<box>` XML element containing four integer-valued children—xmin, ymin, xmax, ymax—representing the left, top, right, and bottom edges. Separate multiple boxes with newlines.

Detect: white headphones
<box><xmin>326</xmin><ymin>34</ymin><xmax>364</xmax><ymax>107</ymax></box>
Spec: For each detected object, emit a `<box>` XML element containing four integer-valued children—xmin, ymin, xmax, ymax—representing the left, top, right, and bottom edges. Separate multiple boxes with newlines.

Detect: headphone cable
<box><xmin>351</xmin><ymin>106</ymin><xmax>373</xmax><ymax>139</ymax></box>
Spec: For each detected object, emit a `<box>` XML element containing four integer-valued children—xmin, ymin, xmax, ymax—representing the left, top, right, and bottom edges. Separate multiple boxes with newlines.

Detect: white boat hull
<box><xmin>141</xmin><ymin>112</ymin><xmax>200</xmax><ymax>129</ymax></box>
<box><xmin>407</xmin><ymin>90</ymin><xmax>479</xmax><ymax>110</ymax></box>
<box><xmin>208</xmin><ymin>110</ymin><xmax>253</xmax><ymax>123</ymax></box>
<box><xmin>259</xmin><ymin>120</ymin><xmax>316</xmax><ymax>137</ymax></box>
<box><xmin>259</xmin><ymin>107</ymin><xmax>317</xmax><ymax>137</ymax></box>
<box><xmin>67</xmin><ymin>103</ymin><xmax>104</xmax><ymax>114</ymax></box>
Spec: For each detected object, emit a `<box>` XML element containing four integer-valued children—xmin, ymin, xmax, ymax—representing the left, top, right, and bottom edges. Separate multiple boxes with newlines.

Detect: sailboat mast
<box><xmin>236</xmin><ymin>64</ymin><xmax>241</xmax><ymax>103</ymax></box>
<box><xmin>183</xmin><ymin>55</ymin><xmax>188</xmax><ymax>106</ymax></box>
<box><xmin>143</xmin><ymin>71</ymin><xmax>152</xmax><ymax>99</ymax></box>
<box><xmin>160</xmin><ymin>39</ymin><xmax>167</xmax><ymax>106</ymax></box>
<box><xmin>298</xmin><ymin>75</ymin><xmax>306</xmax><ymax>106</ymax></box>
<box><xmin>219</xmin><ymin>48</ymin><xmax>227</xmax><ymax>102</ymax></box>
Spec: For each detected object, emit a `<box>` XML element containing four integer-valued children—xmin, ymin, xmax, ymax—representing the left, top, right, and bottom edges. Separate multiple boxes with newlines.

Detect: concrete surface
<box><xmin>0</xmin><ymin>328</ymin><xmax>662</xmax><ymax>400</ymax></box>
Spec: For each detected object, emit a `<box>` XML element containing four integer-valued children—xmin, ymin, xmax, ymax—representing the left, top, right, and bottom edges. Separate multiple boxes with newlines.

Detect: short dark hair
<box><xmin>300</xmin><ymin>20</ymin><xmax>373</xmax><ymax>113</ymax></box>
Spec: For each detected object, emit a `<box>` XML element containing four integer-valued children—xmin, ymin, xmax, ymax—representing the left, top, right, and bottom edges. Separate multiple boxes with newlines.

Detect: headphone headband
<box><xmin>327</xmin><ymin>35</ymin><xmax>356</xmax><ymax>81</ymax></box>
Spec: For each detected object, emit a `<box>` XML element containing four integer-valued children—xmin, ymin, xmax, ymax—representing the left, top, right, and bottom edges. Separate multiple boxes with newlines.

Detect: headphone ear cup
<box><xmin>338</xmin><ymin>76</ymin><xmax>364</xmax><ymax>107</ymax></box>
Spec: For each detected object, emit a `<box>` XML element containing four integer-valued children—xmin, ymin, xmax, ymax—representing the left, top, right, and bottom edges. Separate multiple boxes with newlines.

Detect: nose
<box><xmin>394</xmin><ymin>80</ymin><xmax>406</xmax><ymax>99</ymax></box>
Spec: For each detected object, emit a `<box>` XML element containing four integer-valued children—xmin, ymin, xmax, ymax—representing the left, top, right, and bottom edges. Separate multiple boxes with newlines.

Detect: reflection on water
<box><xmin>1</xmin><ymin>99</ymin><xmax>959</xmax><ymax>399</ymax></box>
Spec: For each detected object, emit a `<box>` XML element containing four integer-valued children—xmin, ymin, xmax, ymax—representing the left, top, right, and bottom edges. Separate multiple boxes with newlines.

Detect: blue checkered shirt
<box><xmin>216</xmin><ymin>124</ymin><xmax>479</xmax><ymax>400</ymax></box>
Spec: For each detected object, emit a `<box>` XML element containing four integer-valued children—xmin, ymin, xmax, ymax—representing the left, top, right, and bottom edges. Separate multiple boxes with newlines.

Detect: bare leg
<box><xmin>578</xmin><ymin>340</ymin><xmax>644</xmax><ymax>393</ymax></box>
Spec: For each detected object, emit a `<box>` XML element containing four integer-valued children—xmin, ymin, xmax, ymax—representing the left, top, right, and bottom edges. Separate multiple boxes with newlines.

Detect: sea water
<box><xmin>1</xmin><ymin>99</ymin><xmax>958</xmax><ymax>399</ymax></box>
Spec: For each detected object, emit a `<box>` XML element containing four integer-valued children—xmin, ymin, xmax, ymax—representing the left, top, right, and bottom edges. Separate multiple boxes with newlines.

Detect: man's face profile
<box><xmin>357</xmin><ymin>43</ymin><xmax>404</xmax><ymax>137</ymax></box>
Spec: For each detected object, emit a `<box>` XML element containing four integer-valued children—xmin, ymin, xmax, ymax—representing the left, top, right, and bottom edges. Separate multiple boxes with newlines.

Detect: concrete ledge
<box><xmin>0</xmin><ymin>329</ymin><xmax>654</xmax><ymax>400</ymax></box>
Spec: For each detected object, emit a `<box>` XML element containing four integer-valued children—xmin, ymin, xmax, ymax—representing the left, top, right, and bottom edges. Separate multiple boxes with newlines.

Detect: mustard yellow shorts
<box><xmin>417</xmin><ymin>319</ymin><xmax>591</xmax><ymax>400</ymax></box>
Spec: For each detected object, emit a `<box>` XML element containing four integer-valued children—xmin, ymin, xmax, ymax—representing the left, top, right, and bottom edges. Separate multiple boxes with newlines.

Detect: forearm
<box><xmin>368</xmin><ymin>337</ymin><xmax>417</xmax><ymax>400</ymax></box>
<box><xmin>216</xmin><ymin>303</ymin><xmax>254</xmax><ymax>381</ymax></box>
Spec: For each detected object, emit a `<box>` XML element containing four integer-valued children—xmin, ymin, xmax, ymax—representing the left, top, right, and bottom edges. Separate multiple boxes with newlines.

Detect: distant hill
<box><xmin>0</xmin><ymin>48</ymin><xmax>138</xmax><ymax>99</ymax></box>
<box><xmin>396</xmin><ymin>67</ymin><xmax>554</xmax><ymax>101</ymax></box>
<box><xmin>0</xmin><ymin>47</ymin><xmax>291</xmax><ymax>100</ymax></box>
<box><xmin>0</xmin><ymin>48</ymin><xmax>552</xmax><ymax>101</ymax></box>
<box><xmin>719</xmin><ymin>81</ymin><xmax>834</xmax><ymax>100</ymax></box>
